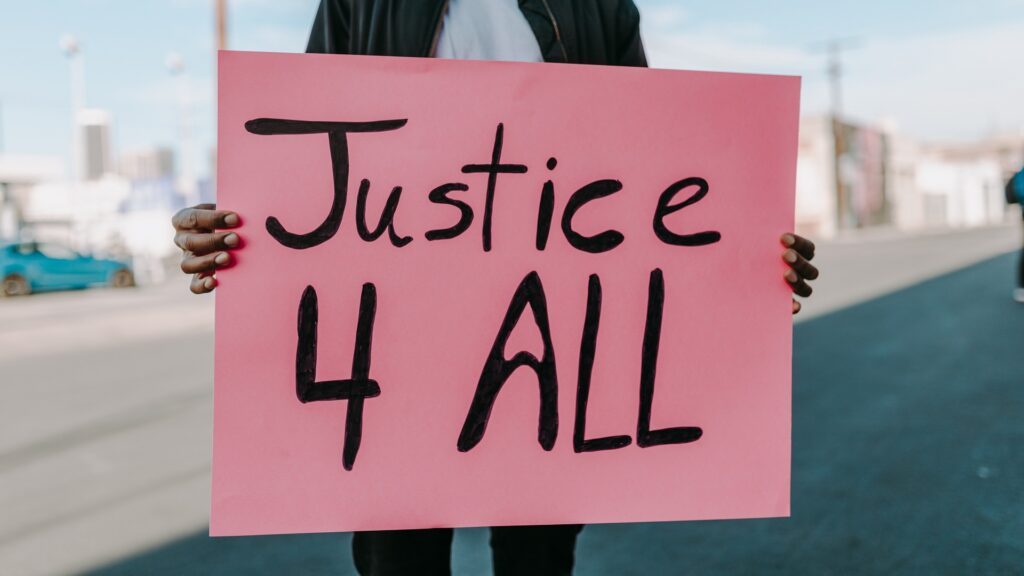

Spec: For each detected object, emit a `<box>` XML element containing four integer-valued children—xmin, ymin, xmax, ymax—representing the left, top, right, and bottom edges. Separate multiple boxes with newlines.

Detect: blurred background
<box><xmin>1</xmin><ymin>1</ymin><xmax>1021</xmax><ymax>575</ymax></box>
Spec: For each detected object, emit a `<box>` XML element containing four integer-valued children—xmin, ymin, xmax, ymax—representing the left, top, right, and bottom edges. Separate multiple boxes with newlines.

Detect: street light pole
<box><xmin>167</xmin><ymin>53</ymin><xmax>198</xmax><ymax>206</ymax></box>
<box><xmin>60</xmin><ymin>34</ymin><xmax>85</xmax><ymax>184</ymax></box>
<box><xmin>0</xmin><ymin>97</ymin><xmax>8</xmax><ymax>240</ymax></box>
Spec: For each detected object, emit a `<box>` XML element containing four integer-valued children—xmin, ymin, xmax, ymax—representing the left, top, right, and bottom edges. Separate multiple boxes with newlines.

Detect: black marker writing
<box><xmin>561</xmin><ymin>179</ymin><xmax>626</xmax><ymax>253</ymax></box>
<box><xmin>636</xmin><ymin>269</ymin><xmax>703</xmax><ymax>447</ymax></box>
<box><xmin>461</xmin><ymin>123</ymin><xmax>528</xmax><ymax>252</ymax></box>
<box><xmin>573</xmin><ymin>274</ymin><xmax>632</xmax><ymax>453</ymax></box>
<box><xmin>457</xmin><ymin>271</ymin><xmax>558</xmax><ymax>452</ymax></box>
<box><xmin>355</xmin><ymin>179</ymin><xmax>413</xmax><ymax>247</ymax></box>
<box><xmin>296</xmin><ymin>283</ymin><xmax>381</xmax><ymax>470</ymax></box>
<box><xmin>244</xmin><ymin>118</ymin><xmax>407</xmax><ymax>249</ymax></box>
<box><xmin>535</xmin><ymin>157</ymin><xmax>557</xmax><ymax>251</ymax></box>
<box><xmin>653</xmin><ymin>177</ymin><xmax>722</xmax><ymax>247</ymax></box>
<box><xmin>425</xmin><ymin>183</ymin><xmax>474</xmax><ymax>241</ymax></box>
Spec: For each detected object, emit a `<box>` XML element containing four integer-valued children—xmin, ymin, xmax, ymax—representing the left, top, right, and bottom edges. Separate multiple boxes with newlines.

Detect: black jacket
<box><xmin>306</xmin><ymin>0</ymin><xmax>647</xmax><ymax>67</ymax></box>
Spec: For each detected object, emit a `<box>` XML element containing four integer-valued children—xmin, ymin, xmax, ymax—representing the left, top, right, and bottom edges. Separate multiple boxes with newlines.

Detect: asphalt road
<box><xmin>1</xmin><ymin>224</ymin><xmax>1021</xmax><ymax>575</ymax></box>
<box><xmin>83</xmin><ymin>251</ymin><xmax>1024</xmax><ymax>576</ymax></box>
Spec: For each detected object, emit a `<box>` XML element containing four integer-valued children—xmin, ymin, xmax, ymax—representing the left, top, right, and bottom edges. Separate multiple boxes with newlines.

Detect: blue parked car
<box><xmin>1</xmin><ymin>241</ymin><xmax>134</xmax><ymax>297</ymax></box>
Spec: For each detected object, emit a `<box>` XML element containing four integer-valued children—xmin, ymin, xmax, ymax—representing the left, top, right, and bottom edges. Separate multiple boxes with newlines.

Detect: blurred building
<box><xmin>797</xmin><ymin>117</ymin><xmax>891</xmax><ymax>236</ymax></box>
<box><xmin>119</xmin><ymin>147</ymin><xmax>175</xmax><ymax>181</ymax></box>
<box><xmin>2</xmin><ymin>120</ymin><xmax>192</xmax><ymax>283</ymax></box>
<box><xmin>796</xmin><ymin>116</ymin><xmax>1023</xmax><ymax>238</ymax></box>
<box><xmin>0</xmin><ymin>155</ymin><xmax>63</xmax><ymax>241</ymax></box>
<box><xmin>78</xmin><ymin>108</ymin><xmax>113</xmax><ymax>181</ymax></box>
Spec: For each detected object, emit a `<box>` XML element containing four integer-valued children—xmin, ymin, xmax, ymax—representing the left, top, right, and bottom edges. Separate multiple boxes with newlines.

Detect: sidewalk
<box><xmin>797</xmin><ymin>223</ymin><xmax>1020</xmax><ymax>319</ymax></box>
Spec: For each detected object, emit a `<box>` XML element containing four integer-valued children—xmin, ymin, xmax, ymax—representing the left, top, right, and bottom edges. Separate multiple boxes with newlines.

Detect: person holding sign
<box><xmin>173</xmin><ymin>1</ymin><xmax>820</xmax><ymax>574</ymax></box>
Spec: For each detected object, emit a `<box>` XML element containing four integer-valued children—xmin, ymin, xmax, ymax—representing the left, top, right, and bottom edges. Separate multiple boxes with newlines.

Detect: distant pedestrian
<box><xmin>1007</xmin><ymin>167</ymin><xmax>1024</xmax><ymax>303</ymax></box>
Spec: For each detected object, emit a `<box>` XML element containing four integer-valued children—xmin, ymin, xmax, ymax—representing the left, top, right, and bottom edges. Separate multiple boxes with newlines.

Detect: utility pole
<box><xmin>212</xmin><ymin>0</ymin><xmax>228</xmax><ymax>192</ymax></box>
<box><xmin>814</xmin><ymin>38</ymin><xmax>859</xmax><ymax>231</ymax></box>
<box><xmin>216</xmin><ymin>0</ymin><xmax>228</xmax><ymax>51</ymax></box>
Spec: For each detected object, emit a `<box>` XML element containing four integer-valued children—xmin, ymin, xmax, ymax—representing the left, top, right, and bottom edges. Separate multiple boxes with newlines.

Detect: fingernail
<box><xmin>785</xmin><ymin>270</ymin><xmax>797</xmax><ymax>282</ymax></box>
<box><xmin>204</xmin><ymin>277</ymin><xmax>215</xmax><ymax>290</ymax></box>
<box><xmin>224</xmin><ymin>233</ymin><xmax>239</xmax><ymax>247</ymax></box>
<box><xmin>782</xmin><ymin>234</ymin><xmax>795</xmax><ymax>246</ymax></box>
<box><xmin>793</xmin><ymin>301</ymin><xmax>801</xmax><ymax>313</ymax></box>
<box><xmin>784</xmin><ymin>249</ymin><xmax>797</xmax><ymax>263</ymax></box>
<box><xmin>215</xmin><ymin>252</ymin><xmax>230</xmax><ymax>265</ymax></box>
<box><xmin>224</xmin><ymin>213</ymin><xmax>240</xmax><ymax>226</ymax></box>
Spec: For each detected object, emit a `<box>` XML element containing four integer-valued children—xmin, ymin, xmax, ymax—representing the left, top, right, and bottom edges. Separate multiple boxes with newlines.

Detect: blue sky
<box><xmin>1</xmin><ymin>0</ymin><xmax>1022</xmax><ymax>177</ymax></box>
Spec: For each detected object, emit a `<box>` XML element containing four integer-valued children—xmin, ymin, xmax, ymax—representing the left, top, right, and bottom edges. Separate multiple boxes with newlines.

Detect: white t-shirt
<box><xmin>435</xmin><ymin>0</ymin><xmax>544</xmax><ymax>62</ymax></box>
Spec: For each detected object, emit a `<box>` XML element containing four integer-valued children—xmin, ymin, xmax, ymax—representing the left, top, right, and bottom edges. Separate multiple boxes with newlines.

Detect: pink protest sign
<box><xmin>212</xmin><ymin>50</ymin><xmax>799</xmax><ymax>536</ymax></box>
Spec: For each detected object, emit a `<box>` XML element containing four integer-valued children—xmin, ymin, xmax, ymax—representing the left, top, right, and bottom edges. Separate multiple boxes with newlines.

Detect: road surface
<box><xmin>0</xmin><ymin>224</ymin><xmax>1021</xmax><ymax>575</ymax></box>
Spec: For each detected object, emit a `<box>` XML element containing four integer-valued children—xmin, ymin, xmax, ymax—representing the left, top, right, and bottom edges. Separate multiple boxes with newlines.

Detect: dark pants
<box><xmin>1019</xmin><ymin>244</ymin><xmax>1024</xmax><ymax>288</ymax></box>
<box><xmin>1019</xmin><ymin>212</ymin><xmax>1024</xmax><ymax>288</ymax></box>
<box><xmin>352</xmin><ymin>525</ymin><xmax>584</xmax><ymax>576</ymax></box>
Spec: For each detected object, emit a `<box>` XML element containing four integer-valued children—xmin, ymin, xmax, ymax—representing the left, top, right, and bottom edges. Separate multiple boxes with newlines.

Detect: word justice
<box><xmin>245</xmin><ymin>118</ymin><xmax>723</xmax><ymax>253</ymax></box>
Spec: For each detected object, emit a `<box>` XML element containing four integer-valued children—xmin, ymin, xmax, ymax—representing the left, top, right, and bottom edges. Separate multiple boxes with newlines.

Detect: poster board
<box><xmin>213</xmin><ymin>50</ymin><xmax>800</xmax><ymax>536</ymax></box>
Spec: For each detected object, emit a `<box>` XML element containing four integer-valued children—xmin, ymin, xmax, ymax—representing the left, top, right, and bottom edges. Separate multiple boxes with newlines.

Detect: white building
<box><xmin>19</xmin><ymin>175</ymin><xmax>180</xmax><ymax>284</ymax></box>
<box><xmin>795</xmin><ymin>117</ymin><xmax>839</xmax><ymax>237</ymax></box>
<box><xmin>796</xmin><ymin>115</ymin><xmax>1022</xmax><ymax>237</ymax></box>
<box><xmin>0</xmin><ymin>155</ymin><xmax>64</xmax><ymax>241</ymax></box>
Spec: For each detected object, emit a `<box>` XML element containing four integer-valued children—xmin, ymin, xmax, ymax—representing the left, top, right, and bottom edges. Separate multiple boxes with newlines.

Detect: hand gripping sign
<box><xmin>212</xmin><ymin>51</ymin><xmax>800</xmax><ymax>536</ymax></box>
